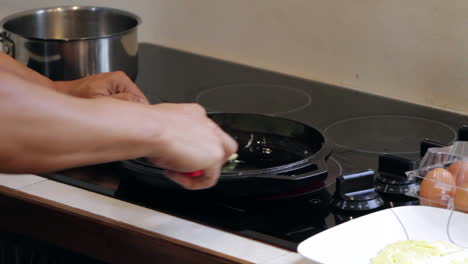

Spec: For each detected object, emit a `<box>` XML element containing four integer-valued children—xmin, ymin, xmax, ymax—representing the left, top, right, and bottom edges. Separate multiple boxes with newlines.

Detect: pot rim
<box><xmin>0</xmin><ymin>5</ymin><xmax>141</xmax><ymax>41</ymax></box>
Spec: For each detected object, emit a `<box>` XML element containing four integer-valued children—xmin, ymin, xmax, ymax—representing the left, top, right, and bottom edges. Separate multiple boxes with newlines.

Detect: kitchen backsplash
<box><xmin>0</xmin><ymin>0</ymin><xmax>466</xmax><ymax>115</ymax></box>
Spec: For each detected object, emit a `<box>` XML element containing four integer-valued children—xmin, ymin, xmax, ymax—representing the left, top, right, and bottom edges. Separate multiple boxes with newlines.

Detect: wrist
<box><xmin>81</xmin><ymin>98</ymin><xmax>164</xmax><ymax>160</ymax></box>
<box><xmin>52</xmin><ymin>80</ymin><xmax>74</xmax><ymax>95</ymax></box>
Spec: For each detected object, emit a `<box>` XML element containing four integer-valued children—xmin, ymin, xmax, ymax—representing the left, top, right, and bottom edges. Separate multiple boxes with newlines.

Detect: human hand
<box><xmin>146</xmin><ymin>103</ymin><xmax>238</xmax><ymax>190</ymax></box>
<box><xmin>54</xmin><ymin>71</ymin><xmax>149</xmax><ymax>104</ymax></box>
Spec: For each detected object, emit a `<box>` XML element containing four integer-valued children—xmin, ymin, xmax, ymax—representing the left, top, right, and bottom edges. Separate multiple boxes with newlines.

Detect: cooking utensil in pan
<box><xmin>182</xmin><ymin>153</ymin><xmax>238</xmax><ymax>177</ymax></box>
<box><xmin>117</xmin><ymin>113</ymin><xmax>331</xmax><ymax>197</ymax></box>
<box><xmin>182</xmin><ymin>170</ymin><xmax>204</xmax><ymax>177</ymax></box>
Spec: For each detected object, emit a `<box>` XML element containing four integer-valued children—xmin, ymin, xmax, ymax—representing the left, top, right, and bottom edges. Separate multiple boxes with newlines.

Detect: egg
<box><xmin>419</xmin><ymin>168</ymin><xmax>456</xmax><ymax>208</ymax></box>
<box><xmin>447</xmin><ymin>160</ymin><xmax>468</xmax><ymax>186</ymax></box>
<box><xmin>454</xmin><ymin>182</ymin><xmax>468</xmax><ymax>213</ymax></box>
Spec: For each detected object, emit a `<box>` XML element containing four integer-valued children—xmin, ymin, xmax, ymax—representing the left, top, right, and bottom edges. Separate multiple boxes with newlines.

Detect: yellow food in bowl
<box><xmin>371</xmin><ymin>240</ymin><xmax>462</xmax><ymax>264</ymax></box>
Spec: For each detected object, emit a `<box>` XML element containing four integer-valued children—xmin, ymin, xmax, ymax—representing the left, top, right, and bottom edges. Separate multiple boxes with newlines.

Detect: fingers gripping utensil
<box><xmin>155</xmin><ymin>95</ymin><xmax>237</xmax><ymax>178</ymax></box>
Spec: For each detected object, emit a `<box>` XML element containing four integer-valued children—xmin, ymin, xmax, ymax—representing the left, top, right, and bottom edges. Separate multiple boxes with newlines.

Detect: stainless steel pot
<box><xmin>0</xmin><ymin>6</ymin><xmax>140</xmax><ymax>81</ymax></box>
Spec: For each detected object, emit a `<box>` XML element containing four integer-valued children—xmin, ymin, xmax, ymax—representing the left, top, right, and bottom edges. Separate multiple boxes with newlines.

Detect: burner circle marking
<box><xmin>324</xmin><ymin>115</ymin><xmax>456</xmax><ymax>154</ymax></box>
<box><xmin>195</xmin><ymin>84</ymin><xmax>312</xmax><ymax>115</ymax></box>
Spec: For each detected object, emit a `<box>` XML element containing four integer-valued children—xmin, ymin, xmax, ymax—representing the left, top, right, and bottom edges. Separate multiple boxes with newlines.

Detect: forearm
<box><xmin>0</xmin><ymin>54</ymin><xmax>147</xmax><ymax>101</ymax></box>
<box><xmin>0</xmin><ymin>52</ymin><xmax>83</xmax><ymax>95</ymax></box>
<box><xmin>0</xmin><ymin>73</ymin><xmax>158</xmax><ymax>173</ymax></box>
<box><xmin>0</xmin><ymin>52</ymin><xmax>54</xmax><ymax>88</ymax></box>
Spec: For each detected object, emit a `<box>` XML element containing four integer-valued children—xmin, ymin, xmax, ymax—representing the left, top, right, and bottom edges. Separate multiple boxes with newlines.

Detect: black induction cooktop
<box><xmin>43</xmin><ymin>43</ymin><xmax>468</xmax><ymax>252</ymax></box>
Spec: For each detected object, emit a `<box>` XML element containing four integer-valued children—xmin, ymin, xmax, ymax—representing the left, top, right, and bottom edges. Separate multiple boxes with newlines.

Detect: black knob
<box><xmin>375</xmin><ymin>154</ymin><xmax>419</xmax><ymax>195</ymax></box>
<box><xmin>378</xmin><ymin>154</ymin><xmax>416</xmax><ymax>181</ymax></box>
<box><xmin>420</xmin><ymin>139</ymin><xmax>446</xmax><ymax>158</ymax></box>
<box><xmin>330</xmin><ymin>170</ymin><xmax>383</xmax><ymax>211</ymax></box>
<box><xmin>458</xmin><ymin>126</ymin><xmax>468</xmax><ymax>141</ymax></box>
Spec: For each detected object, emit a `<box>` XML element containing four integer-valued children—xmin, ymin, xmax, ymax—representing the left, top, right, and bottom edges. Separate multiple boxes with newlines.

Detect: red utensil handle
<box><xmin>182</xmin><ymin>170</ymin><xmax>204</xmax><ymax>177</ymax></box>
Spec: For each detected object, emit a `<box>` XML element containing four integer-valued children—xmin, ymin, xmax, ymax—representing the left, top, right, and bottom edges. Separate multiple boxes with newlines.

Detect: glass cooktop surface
<box><xmin>43</xmin><ymin>43</ymin><xmax>468</xmax><ymax>251</ymax></box>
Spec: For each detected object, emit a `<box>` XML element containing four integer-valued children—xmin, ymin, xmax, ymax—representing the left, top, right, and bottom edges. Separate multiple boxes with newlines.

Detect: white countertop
<box><xmin>0</xmin><ymin>173</ymin><xmax>316</xmax><ymax>264</ymax></box>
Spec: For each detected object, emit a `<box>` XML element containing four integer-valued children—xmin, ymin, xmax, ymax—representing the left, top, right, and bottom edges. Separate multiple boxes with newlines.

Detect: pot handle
<box><xmin>0</xmin><ymin>32</ymin><xmax>15</xmax><ymax>57</ymax></box>
<box><xmin>250</xmin><ymin>159</ymin><xmax>328</xmax><ymax>181</ymax></box>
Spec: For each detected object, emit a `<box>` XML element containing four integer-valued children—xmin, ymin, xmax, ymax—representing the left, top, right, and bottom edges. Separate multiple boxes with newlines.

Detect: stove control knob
<box><xmin>458</xmin><ymin>126</ymin><xmax>468</xmax><ymax>142</ymax></box>
<box><xmin>420</xmin><ymin>139</ymin><xmax>446</xmax><ymax>158</ymax></box>
<box><xmin>330</xmin><ymin>170</ymin><xmax>383</xmax><ymax>211</ymax></box>
<box><xmin>375</xmin><ymin>154</ymin><xmax>418</xmax><ymax>195</ymax></box>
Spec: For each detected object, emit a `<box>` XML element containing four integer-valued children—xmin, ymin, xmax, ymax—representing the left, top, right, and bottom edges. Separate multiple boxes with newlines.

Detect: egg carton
<box><xmin>405</xmin><ymin>141</ymin><xmax>468</xmax><ymax>211</ymax></box>
<box><xmin>405</xmin><ymin>141</ymin><xmax>468</xmax><ymax>247</ymax></box>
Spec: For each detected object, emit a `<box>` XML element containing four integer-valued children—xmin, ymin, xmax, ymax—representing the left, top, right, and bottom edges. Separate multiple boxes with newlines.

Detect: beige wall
<box><xmin>1</xmin><ymin>0</ymin><xmax>467</xmax><ymax>114</ymax></box>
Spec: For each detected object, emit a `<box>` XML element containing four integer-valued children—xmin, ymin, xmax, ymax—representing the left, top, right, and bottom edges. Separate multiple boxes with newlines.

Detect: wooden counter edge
<box><xmin>0</xmin><ymin>185</ymin><xmax>253</xmax><ymax>264</ymax></box>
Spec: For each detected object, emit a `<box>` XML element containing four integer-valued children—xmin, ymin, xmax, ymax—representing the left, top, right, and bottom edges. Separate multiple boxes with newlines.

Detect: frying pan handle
<box><xmin>251</xmin><ymin>159</ymin><xmax>328</xmax><ymax>180</ymax></box>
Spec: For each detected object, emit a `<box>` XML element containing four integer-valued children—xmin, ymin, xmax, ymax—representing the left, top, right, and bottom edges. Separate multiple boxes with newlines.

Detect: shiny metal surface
<box><xmin>0</xmin><ymin>6</ymin><xmax>140</xmax><ymax>80</ymax></box>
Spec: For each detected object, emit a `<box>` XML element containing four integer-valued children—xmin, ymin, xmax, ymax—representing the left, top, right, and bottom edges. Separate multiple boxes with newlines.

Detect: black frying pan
<box><xmin>117</xmin><ymin>113</ymin><xmax>331</xmax><ymax>197</ymax></box>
